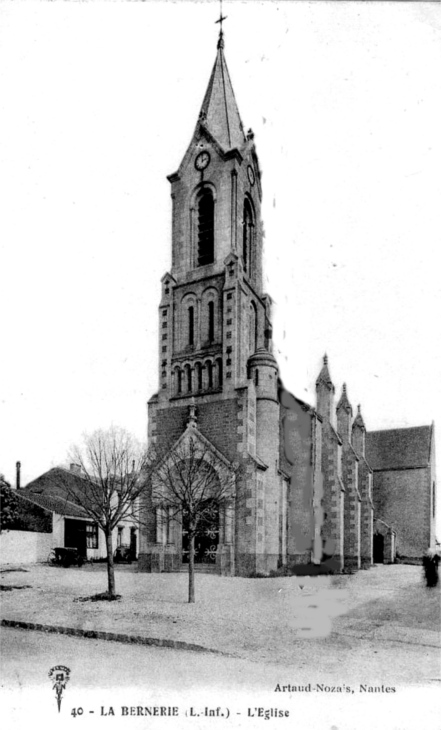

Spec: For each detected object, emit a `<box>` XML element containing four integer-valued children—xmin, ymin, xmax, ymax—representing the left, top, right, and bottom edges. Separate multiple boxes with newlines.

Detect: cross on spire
<box><xmin>215</xmin><ymin>0</ymin><xmax>227</xmax><ymax>49</ymax></box>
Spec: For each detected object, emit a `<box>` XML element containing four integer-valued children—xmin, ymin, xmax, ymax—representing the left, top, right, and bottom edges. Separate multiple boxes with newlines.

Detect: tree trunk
<box><xmin>105</xmin><ymin>528</ymin><xmax>116</xmax><ymax>597</ymax></box>
<box><xmin>188</xmin><ymin>532</ymin><xmax>195</xmax><ymax>603</ymax></box>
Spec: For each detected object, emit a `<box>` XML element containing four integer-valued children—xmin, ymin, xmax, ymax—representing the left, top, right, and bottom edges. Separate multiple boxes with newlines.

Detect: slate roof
<box><xmin>21</xmin><ymin>467</ymin><xmax>92</xmax><ymax>518</ymax></box>
<box><xmin>366</xmin><ymin>425</ymin><xmax>433</xmax><ymax>471</ymax></box>
<box><xmin>17</xmin><ymin>490</ymin><xmax>88</xmax><ymax>519</ymax></box>
<box><xmin>198</xmin><ymin>38</ymin><xmax>246</xmax><ymax>151</ymax></box>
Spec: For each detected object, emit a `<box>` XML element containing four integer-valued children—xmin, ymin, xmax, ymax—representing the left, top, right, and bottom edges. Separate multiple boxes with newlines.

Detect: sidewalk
<box><xmin>1</xmin><ymin>563</ymin><xmax>439</xmax><ymax>684</ymax></box>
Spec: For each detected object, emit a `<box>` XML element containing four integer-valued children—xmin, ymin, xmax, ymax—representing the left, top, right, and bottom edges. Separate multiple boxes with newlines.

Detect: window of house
<box><xmin>197</xmin><ymin>190</ymin><xmax>214</xmax><ymax>266</ymax></box>
<box><xmin>177</xmin><ymin>368</ymin><xmax>182</xmax><ymax>394</ymax></box>
<box><xmin>155</xmin><ymin>507</ymin><xmax>165</xmax><ymax>544</ymax></box>
<box><xmin>86</xmin><ymin>522</ymin><xmax>99</xmax><ymax>549</ymax></box>
<box><xmin>167</xmin><ymin>507</ymin><xmax>174</xmax><ymax>544</ymax></box>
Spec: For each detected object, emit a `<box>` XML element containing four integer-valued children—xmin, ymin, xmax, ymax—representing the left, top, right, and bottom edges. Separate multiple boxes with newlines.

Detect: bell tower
<box><xmin>155</xmin><ymin>27</ymin><xmax>273</xmax><ymax>406</ymax></box>
<box><xmin>142</xmin><ymin>19</ymin><xmax>287</xmax><ymax>578</ymax></box>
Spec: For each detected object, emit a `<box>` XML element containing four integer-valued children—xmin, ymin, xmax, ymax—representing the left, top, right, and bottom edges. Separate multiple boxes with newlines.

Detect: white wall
<box><xmin>53</xmin><ymin>513</ymin><xmax>64</xmax><ymax>546</ymax></box>
<box><xmin>0</xmin><ymin>516</ymin><xmax>139</xmax><ymax>564</ymax></box>
<box><xmin>0</xmin><ymin>530</ymin><xmax>53</xmax><ymax>565</ymax></box>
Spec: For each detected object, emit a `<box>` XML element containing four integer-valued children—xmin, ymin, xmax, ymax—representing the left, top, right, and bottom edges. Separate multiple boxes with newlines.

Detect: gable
<box><xmin>366</xmin><ymin>425</ymin><xmax>432</xmax><ymax>471</ymax></box>
<box><xmin>155</xmin><ymin>422</ymin><xmax>234</xmax><ymax>475</ymax></box>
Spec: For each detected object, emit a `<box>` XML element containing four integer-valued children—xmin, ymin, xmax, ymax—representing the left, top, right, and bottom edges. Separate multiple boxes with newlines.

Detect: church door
<box><xmin>373</xmin><ymin>533</ymin><xmax>384</xmax><ymax>563</ymax></box>
<box><xmin>182</xmin><ymin>501</ymin><xmax>219</xmax><ymax>565</ymax></box>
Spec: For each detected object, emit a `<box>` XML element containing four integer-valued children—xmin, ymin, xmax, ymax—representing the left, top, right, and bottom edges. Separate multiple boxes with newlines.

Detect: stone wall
<box><xmin>373</xmin><ymin>468</ymin><xmax>431</xmax><ymax>559</ymax></box>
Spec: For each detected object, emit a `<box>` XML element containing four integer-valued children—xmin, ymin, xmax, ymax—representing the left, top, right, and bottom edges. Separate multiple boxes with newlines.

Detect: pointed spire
<box><xmin>316</xmin><ymin>354</ymin><xmax>335</xmax><ymax>423</ymax></box>
<box><xmin>336</xmin><ymin>383</ymin><xmax>353</xmax><ymax>444</ymax></box>
<box><xmin>352</xmin><ymin>404</ymin><xmax>366</xmax><ymax>456</ymax></box>
<box><xmin>353</xmin><ymin>404</ymin><xmax>366</xmax><ymax>431</ymax></box>
<box><xmin>316</xmin><ymin>353</ymin><xmax>333</xmax><ymax>390</ymax></box>
<box><xmin>337</xmin><ymin>383</ymin><xmax>352</xmax><ymax>414</ymax></box>
<box><xmin>197</xmin><ymin>31</ymin><xmax>246</xmax><ymax>151</ymax></box>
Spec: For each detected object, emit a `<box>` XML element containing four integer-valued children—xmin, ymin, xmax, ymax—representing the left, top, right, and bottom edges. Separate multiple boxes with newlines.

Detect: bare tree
<box><xmin>67</xmin><ymin>427</ymin><xmax>151</xmax><ymax>598</ymax></box>
<box><xmin>149</xmin><ymin>433</ymin><xmax>237</xmax><ymax>603</ymax></box>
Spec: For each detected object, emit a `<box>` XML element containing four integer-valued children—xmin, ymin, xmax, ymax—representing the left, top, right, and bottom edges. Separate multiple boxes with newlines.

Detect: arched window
<box><xmin>208</xmin><ymin>301</ymin><xmax>214</xmax><ymax>342</ymax></box>
<box><xmin>185</xmin><ymin>364</ymin><xmax>192</xmax><ymax>393</ymax></box>
<box><xmin>249</xmin><ymin>302</ymin><xmax>257</xmax><ymax>354</ymax></box>
<box><xmin>196</xmin><ymin>362</ymin><xmax>203</xmax><ymax>391</ymax></box>
<box><xmin>188</xmin><ymin>306</ymin><xmax>194</xmax><ymax>346</ymax></box>
<box><xmin>216</xmin><ymin>357</ymin><xmax>223</xmax><ymax>388</ymax></box>
<box><xmin>243</xmin><ymin>199</ymin><xmax>254</xmax><ymax>274</ymax></box>
<box><xmin>206</xmin><ymin>361</ymin><xmax>213</xmax><ymax>389</ymax></box>
<box><xmin>176</xmin><ymin>368</ymin><xmax>182</xmax><ymax>394</ymax></box>
<box><xmin>197</xmin><ymin>190</ymin><xmax>214</xmax><ymax>266</ymax></box>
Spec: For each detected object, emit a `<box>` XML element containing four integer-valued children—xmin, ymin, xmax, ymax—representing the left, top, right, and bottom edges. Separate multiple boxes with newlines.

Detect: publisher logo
<box><xmin>48</xmin><ymin>665</ymin><xmax>71</xmax><ymax>713</ymax></box>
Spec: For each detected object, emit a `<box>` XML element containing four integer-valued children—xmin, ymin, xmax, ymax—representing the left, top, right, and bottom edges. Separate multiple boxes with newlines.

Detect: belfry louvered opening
<box><xmin>197</xmin><ymin>190</ymin><xmax>214</xmax><ymax>266</ymax></box>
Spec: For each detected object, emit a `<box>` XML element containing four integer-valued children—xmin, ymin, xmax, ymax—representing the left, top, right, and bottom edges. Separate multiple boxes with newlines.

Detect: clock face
<box><xmin>247</xmin><ymin>165</ymin><xmax>255</xmax><ymax>185</ymax></box>
<box><xmin>195</xmin><ymin>151</ymin><xmax>210</xmax><ymax>171</ymax></box>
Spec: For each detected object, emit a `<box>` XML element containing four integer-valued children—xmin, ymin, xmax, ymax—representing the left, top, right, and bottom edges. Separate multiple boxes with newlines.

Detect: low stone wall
<box><xmin>0</xmin><ymin>530</ymin><xmax>52</xmax><ymax>565</ymax></box>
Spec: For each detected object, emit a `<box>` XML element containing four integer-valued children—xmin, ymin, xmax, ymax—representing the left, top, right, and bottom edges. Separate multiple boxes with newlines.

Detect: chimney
<box><xmin>70</xmin><ymin>463</ymin><xmax>82</xmax><ymax>475</ymax></box>
<box><xmin>16</xmin><ymin>461</ymin><xmax>21</xmax><ymax>490</ymax></box>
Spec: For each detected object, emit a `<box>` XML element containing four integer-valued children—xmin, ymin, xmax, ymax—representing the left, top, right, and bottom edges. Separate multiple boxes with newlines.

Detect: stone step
<box><xmin>178</xmin><ymin>563</ymin><xmax>218</xmax><ymax>573</ymax></box>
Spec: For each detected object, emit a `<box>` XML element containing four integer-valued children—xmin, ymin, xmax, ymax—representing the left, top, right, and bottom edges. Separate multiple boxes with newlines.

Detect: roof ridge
<box><xmin>368</xmin><ymin>424</ymin><xmax>431</xmax><ymax>435</ymax></box>
<box><xmin>219</xmin><ymin>50</ymin><xmax>231</xmax><ymax>148</ymax></box>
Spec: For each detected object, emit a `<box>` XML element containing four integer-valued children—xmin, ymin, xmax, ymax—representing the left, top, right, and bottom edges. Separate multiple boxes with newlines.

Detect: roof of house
<box><xmin>366</xmin><ymin>425</ymin><xmax>433</xmax><ymax>471</ymax></box>
<box><xmin>17</xmin><ymin>490</ymin><xmax>88</xmax><ymax>519</ymax></box>
<box><xmin>21</xmin><ymin>466</ymin><xmax>92</xmax><ymax>518</ymax></box>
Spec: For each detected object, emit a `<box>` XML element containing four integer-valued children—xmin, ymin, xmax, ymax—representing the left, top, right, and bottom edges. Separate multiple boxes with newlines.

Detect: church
<box><xmin>138</xmin><ymin>26</ymin><xmax>436</xmax><ymax>576</ymax></box>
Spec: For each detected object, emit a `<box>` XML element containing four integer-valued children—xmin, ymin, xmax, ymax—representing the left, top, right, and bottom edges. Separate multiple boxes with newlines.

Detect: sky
<box><xmin>0</xmin><ymin>1</ymin><xmax>440</xmax><ymax>528</ymax></box>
